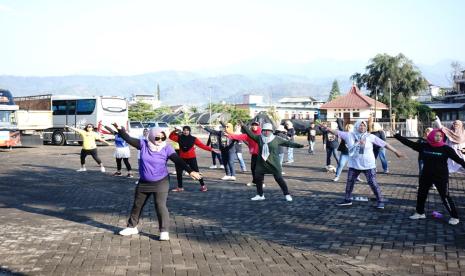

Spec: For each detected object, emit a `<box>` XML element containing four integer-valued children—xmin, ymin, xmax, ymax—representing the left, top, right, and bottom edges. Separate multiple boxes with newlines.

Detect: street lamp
<box><xmin>388</xmin><ymin>78</ymin><xmax>392</xmax><ymax>123</ymax></box>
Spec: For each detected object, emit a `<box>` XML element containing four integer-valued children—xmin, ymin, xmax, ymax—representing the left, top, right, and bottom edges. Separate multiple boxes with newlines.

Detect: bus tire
<box><xmin>52</xmin><ymin>131</ymin><xmax>65</xmax><ymax>146</ymax></box>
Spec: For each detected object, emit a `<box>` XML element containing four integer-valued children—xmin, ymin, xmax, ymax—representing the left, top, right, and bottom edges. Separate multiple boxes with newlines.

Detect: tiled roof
<box><xmin>320</xmin><ymin>85</ymin><xmax>388</xmax><ymax>109</ymax></box>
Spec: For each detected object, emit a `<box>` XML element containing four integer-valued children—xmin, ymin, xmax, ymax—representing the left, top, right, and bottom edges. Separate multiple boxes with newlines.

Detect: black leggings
<box><xmin>416</xmin><ymin>176</ymin><xmax>458</xmax><ymax>218</ymax></box>
<box><xmin>127</xmin><ymin>188</ymin><xmax>169</xmax><ymax>232</ymax></box>
<box><xmin>255</xmin><ymin>172</ymin><xmax>289</xmax><ymax>196</ymax></box>
<box><xmin>175</xmin><ymin>158</ymin><xmax>205</xmax><ymax>188</ymax></box>
<box><xmin>251</xmin><ymin>154</ymin><xmax>258</xmax><ymax>184</ymax></box>
<box><xmin>116</xmin><ymin>158</ymin><xmax>132</xmax><ymax>171</ymax></box>
<box><xmin>80</xmin><ymin>149</ymin><xmax>102</xmax><ymax>165</ymax></box>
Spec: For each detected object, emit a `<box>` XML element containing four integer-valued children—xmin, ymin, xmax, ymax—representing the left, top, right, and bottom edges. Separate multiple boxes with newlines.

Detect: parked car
<box><xmin>142</xmin><ymin>122</ymin><xmax>170</xmax><ymax>134</ymax></box>
<box><xmin>128</xmin><ymin>121</ymin><xmax>145</xmax><ymax>138</ymax></box>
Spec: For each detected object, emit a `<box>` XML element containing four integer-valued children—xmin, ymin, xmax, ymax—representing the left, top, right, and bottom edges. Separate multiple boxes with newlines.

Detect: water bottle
<box><xmin>432</xmin><ymin>211</ymin><xmax>443</xmax><ymax>219</ymax></box>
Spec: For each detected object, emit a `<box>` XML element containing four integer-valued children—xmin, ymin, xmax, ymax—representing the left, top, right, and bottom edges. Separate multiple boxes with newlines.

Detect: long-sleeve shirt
<box><xmin>203</xmin><ymin>127</ymin><xmax>236</xmax><ymax>153</ymax></box>
<box><xmin>243</xmin><ymin>126</ymin><xmax>303</xmax><ymax>175</ymax></box>
<box><xmin>118</xmin><ymin>128</ymin><xmax>192</xmax><ymax>182</ymax></box>
<box><xmin>338</xmin><ymin>131</ymin><xmax>386</xmax><ymax>170</ymax></box>
<box><xmin>169</xmin><ymin>131</ymin><xmax>212</xmax><ymax>159</ymax></box>
<box><xmin>74</xmin><ymin>129</ymin><xmax>100</xmax><ymax>150</ymax></box>
<box><xmin>395</xmin><ymin>134</ymin><xmax>465</xmax><ymax>181</ymax></box>
<box><xmin>227</xmin><ymin>127</ymin><xmax>262</xmax><ymax>155</ymax></box>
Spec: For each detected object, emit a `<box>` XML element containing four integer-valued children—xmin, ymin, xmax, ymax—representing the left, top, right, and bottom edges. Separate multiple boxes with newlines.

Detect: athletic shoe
<box><xmin>127</xmin><ymin>173</ymin><xmax>134</xmax><ymax>178</ymax></box>
<box><xmin>356</xmin><ymin>177</ymin><xmax>364</xmax><ymax>182</ymax></box>
<box><xmin>384</xmin><ymin>170</ymin><xmax>390</xmax><ymax>174</ymax></box>
<box><xmin>285</xmin><ymin>195</ymin><xmax>293</xmax><ymax>202</ymax></box>
<box><xmin>119</xmin><ymin>227</ymin><xmax>138</xmax><ymax>236</ymax></box>
<box><xmin>262</xmin><ymin>184</ymin><xmax>266</xmax><ymax>188</ymax></box>
<box><xmin>336</xmin><ymin>199</ymin><xmax>352</xmax><ymax>206</ymax></box>
<box><xmin>100</xmin><ymin>166</ymin><xmax>106</xmax><ymax>173</ymax></box>
<box><xmin>228</xmin><ymin>176</ymin><xmax>236</xmax><ymax>181</ymax></box>
<box><xmin>171</xmin><ymin>187</ymin><xmax>184</xmax><ymax>192</ymax></box>
<box><xmin>113</xmin><ymin>171</ymin><xmax>122</xmax><ymax>176</ymax></box>
<box><xmin>376</xmin><ymin>202</ymin><xmax>385</xmax><ymax>209</ymax></box>
<box><xmin>251</xmin><ymin>195</ymin><xmax>265</xmax><ymax>201</ymax></box>
<box><xmin>246</xmin><ymin>182</ymin><xmax>255</xmax><ymax>186</ymax></box>
<box><xmin>135</xmin><ymin>180</ymin><xmax>139</xmax><ymax>185</ymax></box>
<box><xmin>221</xmin><ymin>175</ymin><xmax>231</xmax><ymax>180</ymax></box>
<box><xmin>209</xmin><ymin>165</ymin><xmax>217</xmax><ymax>169</ymax></box>
<box><xmin>220</xmin><ymin>165</ymin><xmax>225</xmax><ymax>169</ymax></box>
<box><xmin>333</xmin><ymin>176</ymin><xmax>340</xmax><ymax>182</ymax></box>
<box><xmin>159</xmin><ymin>232</ymin><xmax>170</xmax><ymax>241</ymax></box>
<box><xmin>200</xmin><ymin>186</ymin><xmax>208</xmax><ymax>192</ymax></box>
<box><xmin>184</xmin><ymin>172</ymin><xmax>189</xmax><ymax>176</ymax></box>
<box><xmin>170</xmin><ymin>171</ymin><xmax>177</xmax><ymax>175</ymax></box>
<box><xmin>76</xmin><ymin>168</ymin><xmax>87</xmax><ymax>172</ymax></box>
<box><xmin>449</xmin><ymin>218</ymin><xmax>460</xmax><ymax>225</ymax></box>
<box><xmin>409</xmin><ymin>213</ymin><xmax>426</xmax><ymax>220</ymax></box>
<box><xmin>282</xmin><ymin>171</ymin><xmax>286</xmax><ymax>175</ymax></box>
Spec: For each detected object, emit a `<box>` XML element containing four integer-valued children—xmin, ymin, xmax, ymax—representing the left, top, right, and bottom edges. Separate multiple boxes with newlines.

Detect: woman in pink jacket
<box><xmin>226</xmin><ymin>121</ymin><xmax>261</xmax><ymax>186</ymax></box>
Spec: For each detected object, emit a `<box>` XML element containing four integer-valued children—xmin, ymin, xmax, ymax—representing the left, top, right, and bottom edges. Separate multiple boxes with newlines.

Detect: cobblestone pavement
<box><xmin>1</xmin><ymin>137</ymin><xmax>465</xmax><ymax>275</ymax></box>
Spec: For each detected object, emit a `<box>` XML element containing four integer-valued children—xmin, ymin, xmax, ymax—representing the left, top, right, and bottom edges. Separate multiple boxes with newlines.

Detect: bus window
<box><xmin>77</xmin><ymin>99</ymin><xmax>96</xmax><ymax>115</ymax></box>
<box><xmin>101</xmin><ymin>98</ymin><xmax>127</xmax><ymax>112</ymax></box>
<box><xmin>52</xmin><ymin>100</ymin><xmax>67</xmax><ymax>115</ymax></box>
<box><xmin>67</xmin><ymin>100</ymin><xmax>76</xmax><ymax>115</ymax></box>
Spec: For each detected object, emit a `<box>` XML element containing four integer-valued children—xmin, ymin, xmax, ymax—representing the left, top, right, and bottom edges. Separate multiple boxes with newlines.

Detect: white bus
<box><xmin>43</xmin><ymin>95</ymin><xmax>128</xmax><ymax>145</ymax></box>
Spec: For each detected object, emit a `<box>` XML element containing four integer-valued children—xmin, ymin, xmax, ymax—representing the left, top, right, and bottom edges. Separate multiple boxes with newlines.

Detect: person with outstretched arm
<box><xmin>240</xmin><ymin>122</ymin><xmax>304</xmax><ymax>202</ymax></box>
<box><xmin>319</xmin><ymin>120</ymin><xmax>404</xmax><ymax>209</ymax></box>
<box><xmin>65</xmin><ymin>124</ymin><xmax>111</xmax><ymax>172</ymax></box>
<box><xmin>394</xmin><ymin>129</ymin><xmax>464</xmax><ymax>225</ymax></box>
<box><xmin>110</xmin><ymin>123</ymin><xmax>202</xmax><ymax>241</ymax></box>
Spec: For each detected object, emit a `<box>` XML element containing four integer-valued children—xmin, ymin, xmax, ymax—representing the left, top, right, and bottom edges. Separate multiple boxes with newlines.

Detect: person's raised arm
<box><xmin>393</xmin><ymin>132</ymin><xmax>421</xmax><ymax>152</ymax></box>
<box><xmin>445</xmin><ymin>146</ymin><xmax>465</xmax><ymax>169</ymax></box>
<box><xmin>279</xmin><ymin>138</ymin><xmax>304</xmax><ymax>149</ymax></box>
<box><xmin>104</xmin><ymin>125</ymin><xmax>117</xmax><ymax>135</ymax></box>
<box><xmin>112</xmin><ymin>123</ymin><xmax>141</xmax><ymax>149</ymax></box>
<box><xmin>168</xmin><ymin>153</ymin><xmax>202</xmax><ymax>180</ymax></box>
<box><xmin>65</xmin><ymin>125</ymin><xmax>81</xmax><ymax>133</ymax></box>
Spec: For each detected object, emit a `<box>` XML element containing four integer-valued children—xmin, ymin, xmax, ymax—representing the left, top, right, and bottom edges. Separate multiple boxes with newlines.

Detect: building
<box><xmin>319</xmin><ymin>85</ymin><xmax>388</xmax><ymax>124</ymax></box>
<box><xmin>238</xmin><ymin>94</ymin><xmax>324</xmax><ymax>121</ymax></box>
<box><xmin>128</xmin><ymin>94</ymin><xmax>161</xmax><ymax>109</ymax></box>
<box><xmin>453</xmin><ymin>70</ymin><xmax>465</xmax><ymax>93</ymax></box>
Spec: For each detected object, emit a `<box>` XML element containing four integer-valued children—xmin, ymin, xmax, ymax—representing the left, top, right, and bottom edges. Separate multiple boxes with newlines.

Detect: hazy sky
<box><xmin>0</xmin><ymin>0</ymin><xmax>463</xmax><ymax>76</ymax></box>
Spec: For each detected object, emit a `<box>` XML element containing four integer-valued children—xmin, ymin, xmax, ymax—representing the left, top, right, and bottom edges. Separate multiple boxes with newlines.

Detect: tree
<box><xmin>449</xmin><ymin>61</ymin><xmax>463</xmax><ymax>89</ymax></box>
<box><xmin>128</xmin><ymin>101</ymin><xmax>156</xmax><ymax>121</ymax></box>
<box><xmin>350</xmin><ymin>53</ymin><xmax>428</xmax><ymax>119</ymax></box>
<box><xmin>172</xmin><ymin>112</ymin><xmax>194</xmax><ymax>125</ymax></box>
<box><xmin>328</xmin><ymin>80</ymin><xmax>341</xmax><ymax>101</ymax></box>
<box><xmin>204</xmin><ymin>103</ymin><xmax>251</xmax><ymax>126</ymax></box>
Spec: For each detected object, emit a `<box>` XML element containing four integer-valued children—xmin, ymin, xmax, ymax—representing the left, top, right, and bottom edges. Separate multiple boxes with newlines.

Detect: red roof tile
<box><xmin>320</xmin><ymin>85</ymin><xmax>388</xmax><ymax>110</ymax></box>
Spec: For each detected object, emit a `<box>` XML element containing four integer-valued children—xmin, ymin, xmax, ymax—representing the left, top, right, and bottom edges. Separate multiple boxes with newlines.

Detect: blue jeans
<box><xmin>235</xmin><ymin>152</ymin><xmax>247</xmax><ymax>171</ymax></box>
<box><xmin>335</xmin><ymin>153</ymin><xmax>349</xmax><ymax>177</ymax></box>
<box><xmin>211</xmin><ymin>151</ymin><xmax>223</xmax><ymax>166</ymax></box>
<box><xmin>377</xmin><ymin>148</ymin><xmax>388</xmax><ymax>172</ymax></box>
<box><xmin>326</xmin><ymin>148</ymin><xmax>339</xmax><ymax>166</ymax></box>
<box><xmin>287</xmin><ymin>147</ymin><xmax>294</xmax><ymax>162</ymax></box>
<box><xmin>222</xmin><ymin>152</ymin><xmax>235</xmax><ymax>176</ymax></box>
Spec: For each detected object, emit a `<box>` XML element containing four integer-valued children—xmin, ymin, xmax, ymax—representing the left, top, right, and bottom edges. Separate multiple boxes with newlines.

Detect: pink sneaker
<box><xmin>200</xmin><ymin>186</ymin><xmax>208</xmax><ymax>192</ymax></box>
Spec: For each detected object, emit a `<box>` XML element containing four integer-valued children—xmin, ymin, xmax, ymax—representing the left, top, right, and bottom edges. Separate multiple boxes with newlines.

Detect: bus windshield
<box><xmin>101</xmin><ymin>98</ymin><xmax>127</xmax><ymax>112</ymax></box>
<box><xmin>0</xmin><ymin>110</ymin><xmax>16</xmax><ymax>128</ymax></box>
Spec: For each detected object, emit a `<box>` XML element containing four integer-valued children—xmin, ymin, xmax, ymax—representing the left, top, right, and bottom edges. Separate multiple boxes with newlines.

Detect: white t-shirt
<box><xmin>338</xmin><ymin>131</ymin><xmax>387</xmax><ymax>170</ymax></box>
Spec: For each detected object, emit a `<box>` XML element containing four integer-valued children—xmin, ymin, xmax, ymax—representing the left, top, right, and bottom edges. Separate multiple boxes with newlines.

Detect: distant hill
<box><xmin>0</xmin><ymin>59</ymin><xmax>460</xmax><ymax>105</ymax></box>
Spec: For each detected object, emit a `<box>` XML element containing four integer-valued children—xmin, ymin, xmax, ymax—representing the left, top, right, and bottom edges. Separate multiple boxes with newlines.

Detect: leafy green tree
<box><xmin>351</xmin><ymin>53</ymin><xmax>428</xmax><ymax>119</ymax></box>
<box><xmin>128</xmin><ymin>101</ymin><xmax>156</xmax><ymax>121</ymax></box>
<box><xmin>328</xmin><ymin>80</ymin><xmax>341</xmax><ymax>101</ymax></box>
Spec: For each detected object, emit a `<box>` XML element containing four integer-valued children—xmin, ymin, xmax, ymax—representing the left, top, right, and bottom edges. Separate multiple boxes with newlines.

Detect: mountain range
<box><xmin>0</xmin><ymin>59</ymin><xmax>461</xmax><ymax>106</ymax></box>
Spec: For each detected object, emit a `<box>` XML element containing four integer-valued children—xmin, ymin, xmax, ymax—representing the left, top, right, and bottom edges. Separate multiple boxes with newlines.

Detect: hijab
<box><xmin>441</xmin><ymin>120</ymin><xmax>465</xmax><ymax>144</ymax></box>
<box><xmin>178</xmin><ymin>125</ymin><xmax>196</xmax><ymax>152</ymax></box>
<box><xmin>426</xmin><ymin>129</ymin><xmax>446</xmax><ymax>148</ymax></box>
<box><xmin>260</xmin><ymin>130</ymin><xmax>275</xmax><ymax>161</ymax></box>
<box><xmin>147</xmin><ymin>127</ymin><xmax>167</xmax><ymax>152</ymax></box>
<box><xmin>348</xmin><ymin>120</ymin><xmax>369</xmax><ymax>157</ymax></box>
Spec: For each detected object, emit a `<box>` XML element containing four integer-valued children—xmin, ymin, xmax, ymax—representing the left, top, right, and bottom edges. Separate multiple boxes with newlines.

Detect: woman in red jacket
<box><xmin>169</xmin><ymin>126</ymin><xmax>217</xmax><ymax>192</ymax></box>
<box><xmin>226</xmin><ymin>121</ymin><xmax>262</xmax><ymax>186</ymax></box>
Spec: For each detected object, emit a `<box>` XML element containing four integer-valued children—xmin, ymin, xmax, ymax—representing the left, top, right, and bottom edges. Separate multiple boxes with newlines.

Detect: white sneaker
<box><xmin>184</xmin><ymin>172</ymin><xmax>189</xmax><ymax>176</ymax></box>
<box><xmin>449</xmin><ymin>218</ymin><xmax>460</xmax><ymax>225</ymax></box>
<box><xmin>246</xmin><ymin>182</ymin><xmax>255</xmax><ymax>186</ymax></box>
<box><xmin>229</xmin><ymin>176</ymin><xmax>236</xmax><ymax>181</ymax></box>
<box><xmin>251</xmin><ymin>195</ymin><xmax>265</xmax><ymax>201</ymax></box>
<box><xmin>170</xmin><ymin>171</ymin><xmax>177</xmax><ymax>175</ymax></box>
<box><xmin>221</xmin><ymin>175</ymin><xmax>231</xmax><ymax>180</ymax></box>
<box><xmin>409</xmin><ymin>213</ymin><xmax>426</xmax><ymax>220</ymax></box>
<box><xmin>285</xmin><ymin>195</ymin><xmax>293</xmax><ymax>202</ymax></box>
<box><xmin>209</xmin><ymin>165</ymin><xmax>217</xmax><ymax>169</ymax></box>
<box><xmin>262</xmin><ymin>183</ymin><xmax>266</xmax><ymax>188</ymax></box>
<box><xmin>159</xmin><ymin>231</ymin><xmax>170</xmax><ymax>241</ymax></box>
<box><xmin>100</xmin><ymin>166</ymin><xmax>106</xmax><ymax>173</ymax></box>
<box><xmin>282</xmin><ymin>171</ymin><xmax>286</xmax><ymax>175</ymax></box>
<box><xmin>76</xmin><ymin>167</ymin><xmax>87</xmax><ymax>172</ymax></box>
<box><xmin>333</xmin><ymin>176</ymin><xmax>340</xmax><ymax>182</ymax></box>
<box><xmin>220</xmin><ymin>165</ymin><xmax>225</xmax><ymax>169</ymax></box>
<box><xmin>119</xmin><ymin>227</ymin><xmax>139</xmax><ymax>236</ymax></box>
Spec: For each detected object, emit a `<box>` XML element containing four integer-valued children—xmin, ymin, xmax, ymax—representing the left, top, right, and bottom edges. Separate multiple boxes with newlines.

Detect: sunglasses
<box><xmin>154</xmin><ymin>137</ymin><xmax>166</xmax><ymax>141</ymax></box>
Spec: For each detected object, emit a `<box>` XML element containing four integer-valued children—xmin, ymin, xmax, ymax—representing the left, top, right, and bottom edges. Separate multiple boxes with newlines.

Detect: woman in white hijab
<box><xmin>320</xmin><ymin>120</ymin><xmax>404</xmax><ymax>209</ymax></box>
